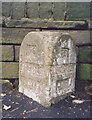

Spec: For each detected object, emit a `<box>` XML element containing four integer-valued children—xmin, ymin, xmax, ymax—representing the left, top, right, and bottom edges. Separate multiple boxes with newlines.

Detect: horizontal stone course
<box><xmin>1</xmin><ymin>45</ymin><xmax>14</xmax><ymax>61</ymax></box>
<box><xmin>1</xmin><ymin>62</ymin><xmax>19</xmax><ymax>79</ymax></box>
<box><xmin>2</xmin><ymin>2</ymin><xmax>90</xmax><ymax>20</ymax></box>
<box><xmin>1</xmin><ymin>28</ymin><xmax>33</xmax><ymax>44</ymax></box>
<box><xmin>1</xmin><ymin>28</ymin><xmax>91</xmax><ymax>82</ymax></box>
<box><xmin>1</xmin><ymin>28</ymin><xmax>90</xmax><ymax>45</ymax></box>
<box><xmin>5</xmin><ymin>20</ymin><xmax>88</xmax><ymax>30</ymax></box>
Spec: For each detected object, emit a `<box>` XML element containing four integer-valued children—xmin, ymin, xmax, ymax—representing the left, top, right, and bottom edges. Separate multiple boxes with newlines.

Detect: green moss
<box><xmin>0</xmin><ymin>80</ymin><xmax>13</xmax><ymax>89</ymax></box>
<box><xmin>2</xmin><ymin>62</ymin><xmax>19</xmax><ymax>79</ymax></box>
<box><xmin>79</xmin><ymin>64</ymin><xmax>91</xmax><ymax>80</ymax></box>
<box><xmin>2</xmin><ymin>2</ymin><xmax>90</xmax><ymax>20</ymax></box>
<box><xmin>2</xmin><ymin>28</ymin><xmax>31</xmax><ymax>44</ymax></box>
<box><xmin>79</xmin><ymin>47</ymin><xmax>92</xmax><ymax>62</ymax></box>
<box><xmin>2</xmin><ymin>45</ymin><xmax>14</xmax><ymax>61</ymax></box>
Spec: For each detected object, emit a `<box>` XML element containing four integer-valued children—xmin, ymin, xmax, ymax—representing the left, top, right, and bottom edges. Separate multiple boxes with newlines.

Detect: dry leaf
<box><xmin>0</xmin><ymin>93</ymin><xmax>6</xmax><ymax>97</ymax></box>
<box><xmin>10</xmin><ymin>107</ymin><xmax>19</xmax><ymax>113</ymax></box>
<box><xmin>3</xmin><ymin>104</ymin><xmax>11</xmax><ymax>110</ymax></box>
<box><xmin>31</xmin><ymin>108</ymin><xmax>38</xmax><ymax>112</ymax></box>
<box><xmin>26</xmin><ymin>108</ymin><xmax>38</xmax><ymax>113</ymax></box>
<box><xmin>72</xmin><ymin>99</ymin><xmax>85</xmax><ymax>104</ymax></box>
<box><xmin>15</xmin><ymin>102</ymin><xmax>19</xmax><ymax>104</ymax></box>
<box><xmin>70</xmin><ymin>95</ymin><xmax>76</xmax><ymax>98</ymax></box>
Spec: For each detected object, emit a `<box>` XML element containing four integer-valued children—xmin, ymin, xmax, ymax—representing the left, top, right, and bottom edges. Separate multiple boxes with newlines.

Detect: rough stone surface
<box><xmin>5</xmin><ymin>20</ymin><xmax>88</xmax><ymax>30</ymax></box>
<box><xmin>28</xmin><ymin>3</ymin><xmax>39</xmax><ymax>19</ymax></box>
<box><xmin>12</xmin><ymin>2</ymin><xmax>25</xmax><ymax>19</ymax></box>
<box><xmin>2</xmin><ymin>29</ymin><xmax>90</xmax><ymax>45</ymax></box>
<box><xmin>79</xmin><ymin>46</ymin><xmax>92</xmax><ymax>63</ymax></box>
<box><xmin>19</xmin><ymin>31</ymin><xmax>76</xmax><ymax>107</ymax></box>
<box><xmin>15</xmin><ymin>46</ymin><xmax>20</xmax><ymax>61</ymax></box>
<box><xmin>0</xmin><ymin>80</ymin><xmax>13</xmax><ymax>90</ymax></box>
<box><xmin>1</xmin><ymin>45</ymin><xmax>14</xmax><ymax>61</ymax></box>
<box><xmin>2</xmin><ymin>2</ymin><xmax>90</xmax><ymax>20</ymax></box>
<box><xmin>69</xmin><ymin>30</ymin><xmax>90</xmax><ymax>44</ymax></box>
<box><xmin>1</xmin><ymin>28</ymin><xmax>32</xmax><ymax>44</ymax></box>
<box><xmin>39</xmin><ymin>3</ymin><xmax>52</xmax><ymax>19</ymax></box>
<box><xmin>79</xmin><ymin>64</ymin><xmax>91</xmax><ymax>80</ymax></box>
<box><xmin>1</xmin><ymin>62</ymin><xmax>19</xmax><ymax>79</ymax></box>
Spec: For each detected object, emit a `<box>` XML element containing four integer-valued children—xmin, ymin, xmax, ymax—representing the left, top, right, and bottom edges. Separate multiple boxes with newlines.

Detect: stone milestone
<box><xmin>19</xmin><ymin>31</ymin><xmax>76</xmax><ymax>107</ymax></box>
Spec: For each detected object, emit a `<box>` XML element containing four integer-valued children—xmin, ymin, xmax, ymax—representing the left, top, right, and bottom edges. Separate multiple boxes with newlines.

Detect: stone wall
<box><xmin>2</xmin><ymin>2</ymin><xmax>90</xmax><ymax>20</ymax></box>
<box><xmin>1</xmin><ymin>28</ymin><xmax>92</xmax><ymax>84</ymax></box>
<box><xmin>0</xmin><ymin>2</ymin><xmax>92</xmax><ymax>87</ymax></box>
<box><xmin>1</xmin><ymin>28</ymin><xmax>32</xmax><ymax>81</ymax></box>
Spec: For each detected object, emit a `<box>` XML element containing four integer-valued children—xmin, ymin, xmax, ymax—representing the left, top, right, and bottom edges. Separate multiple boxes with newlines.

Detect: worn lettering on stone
<box><xmin>19</xmin><ymin>32</ymin><xmax>76</xmax><ymax>107</ymax></box>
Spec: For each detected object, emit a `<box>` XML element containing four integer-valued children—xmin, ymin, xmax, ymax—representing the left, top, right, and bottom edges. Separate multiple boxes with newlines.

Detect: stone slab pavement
<box><xmin>1</xmin><ymin>81</ymin><xmax>92</xmax><ymax>118</ymax></box>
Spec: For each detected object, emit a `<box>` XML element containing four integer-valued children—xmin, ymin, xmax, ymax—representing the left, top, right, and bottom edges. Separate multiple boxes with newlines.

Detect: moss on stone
<box><xmin>1</xmin><ymin>45</ymin><xmax>14</xmax><ymax>61</ymax></box>
<box><xmin>79</xmin><ymin>47</ymin><xmax>92</xmax><ymax>63</ymax></box>
<box><xmin>5</xmin><ymin>19</ymin><xmax>88</xmax><ymax>30</ymax></box>
<box><xmin>0</xmin><ymin>80</ymin><xmax>13</xmax><ymax>90</ymax></box>
<box><xmin>2</xmin><ymin>28</ymin><xmax>31</xmax><ymax>44</ymax></box>
<box><xmin>2</xmin><ymin>62</ymin><xmax>19</xmax><ymax>79</ymax></box>
<box><xmin>79</xmin><ymin>64</ymin><xmax>91</xmax><ymax>80</ymax></box>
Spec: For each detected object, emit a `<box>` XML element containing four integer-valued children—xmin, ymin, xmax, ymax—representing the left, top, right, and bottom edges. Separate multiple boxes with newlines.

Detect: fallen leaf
<box><xmin>86</xmin><ymin>92</ymin><xmax>92</xmax><ymax>96</ymax></box>
<box><xmin>15</xmin><ymin>102</ymin><xmax>19</xmax><ymax>105</ymax></box>
<box><xmin>23</xmin><ymin>110</ymin><xmax>26</xmax><ymax>113</ymax></box>
<box><xmin>0</xmin><ymin>93</ymin><xmax>6</xmax><ymax>97</ymax></box>
<box><xmin>26</xmin><ymin>108</ymin><xmax>38</xmax><ymax>113</ymax></box>
<box><xmin>31</xmin><ymin>108</ymin><xmax>38</xmax><ymax>112</ymax></box>
<box><xmin>10</xmin><ymin>107</ymin><xmax>19</xmax><ymax>113</ymax></box>
<box><xmin>65</xmin><ymin>99</ymin><xmax>68</xmax><ymax>103</ymax></box>
<box><xmin>70</xmin><ymin>95</ymin><xmax>76</xmax><ymax>98</ymax></box>
<box><xmin>16</xmin><ymin>94</ymin><xmax>21</xmax><ymax>98</ymax></box>
<box><xmin>3</xmin><ymin>105</ymin><xmax>11</xmax><ymax>110</ymax></box>
<box><xmin>72</xmin><ymin>99</ymin><xmax>85</xmax><ymax>104</ymax></box>
<box><xmin>57</xmin><ymin>112</ymin><xmax>60</xmax><ymax>115</ymax></box>
<box><xmin>29</xmin><ymin>101</ymin><xmax>33</xmax><ymax>104</ymax></box>
<box><xmin>22</xmin><ymin>110</ymin><xmax>27</xmax><ymax>115</ymax></box>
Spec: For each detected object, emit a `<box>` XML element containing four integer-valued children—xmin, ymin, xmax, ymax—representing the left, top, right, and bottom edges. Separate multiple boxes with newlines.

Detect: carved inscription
<box><xmin>19</xmin><ymin>32</ymin><xmax>76</xmax><ymax>107</ymax></box>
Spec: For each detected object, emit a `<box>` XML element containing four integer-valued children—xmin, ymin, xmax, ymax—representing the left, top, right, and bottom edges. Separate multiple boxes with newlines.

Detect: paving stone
<box><xmin>2</xmin><ymin>80</ymin><xmax>91</xmax><ymax>118</ymax></box>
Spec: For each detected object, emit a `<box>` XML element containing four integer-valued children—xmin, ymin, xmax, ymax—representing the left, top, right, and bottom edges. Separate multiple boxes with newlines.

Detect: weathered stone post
<box><xmin>19</xmin><ymin>31</ymin><xmax>76</xmax><ymax>107</ymax></box>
